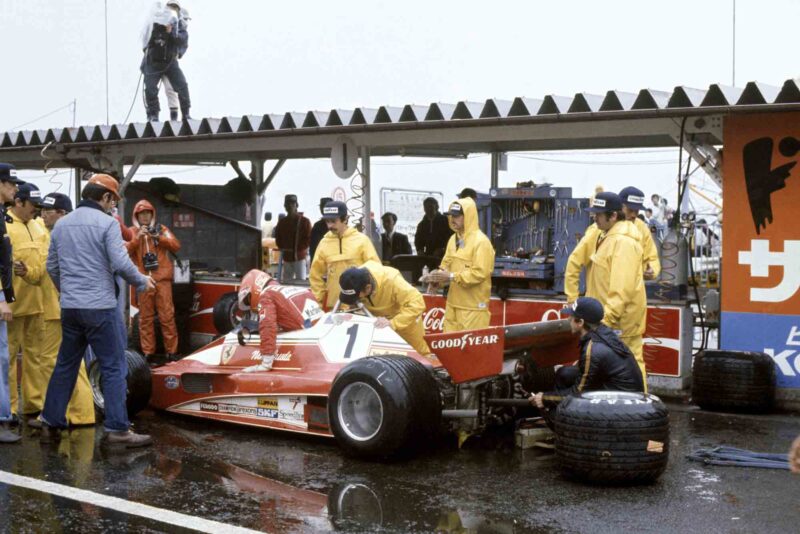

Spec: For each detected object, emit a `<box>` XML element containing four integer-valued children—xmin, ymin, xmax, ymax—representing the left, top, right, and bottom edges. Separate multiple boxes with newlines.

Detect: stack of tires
<box><xmin>553</xmin><ymin>391</ymin><xmax>670</xmax><ymax>484</ymax></box>
<box><xmin>692</xmin><ymin>350</ymin><xmax>776</xmax><ymax>413</ymax></box>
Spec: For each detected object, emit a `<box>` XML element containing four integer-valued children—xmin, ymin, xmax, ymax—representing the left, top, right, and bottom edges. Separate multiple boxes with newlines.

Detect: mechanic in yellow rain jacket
<box><xmin>426</xmin><ymin>197</ymin><xmax>495</xmax><ymax>332</ymax></box>
<box><xmin>6</xmin><ymin>183</ymin><xmax>48</xmax><ymax>417</ymax></box>
<box><xmin>619</xmin><ymin>186</ymin><xmax>661</xmax><ymax>280</ymax></box>
<box><xmin>309</xmin><ymin>201</ymin><xmax>380</xmax><ymax>310</ymax></box>
<box><xmin>338</xmin><ymin>261</ymin><xmax>431</xmax><ymax>356</ymax></box>
<box><xmin>564</xmin><ymin>222</ymin><xmax>601</xmax><ymax>304</ymax></box>
<box><xmin>585</xmin><ymin>192</ymin><xmax>648</xmax><ymax>385</ymax></box>
<box><xmin>36</xmin><ymin>193</ymin><xmax>95</xmax><ymax>426</ymax></box>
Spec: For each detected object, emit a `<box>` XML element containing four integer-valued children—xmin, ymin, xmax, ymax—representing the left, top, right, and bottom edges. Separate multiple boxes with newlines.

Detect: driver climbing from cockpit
<box><xmin>236</xmin><ymin>269</ymin><xmax>323</xmax><ymax>372</ymax></box>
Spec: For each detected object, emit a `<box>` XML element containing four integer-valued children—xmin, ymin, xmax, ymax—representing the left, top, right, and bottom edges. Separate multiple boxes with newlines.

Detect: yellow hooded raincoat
<box><xmin>632</xmin><ymin>217</ymin><xmax>661</xmax><ymax>278</ymax></box>
<box><xmin>586</xmin><ymin>220</ymin><xmax>648</xmax><ymax>382</ymax></box>
<box><xmin>564</xmin><ymin>222</ymin><xmax>601</xmax><ymax>304</ymax></box>
<box><xmin>359</xmin><ymin>260</ymin><xmax>431</xmax><ymax>355</ymax></box>
<box><xmin>439</xmin><ymin>198</ymin><xmax>495</xmax><ymax>332</ymax></box>
<box><xmin>310</xmin><ymin>227</ymin><xmax>380</xmax><ymax>309</ymax></box>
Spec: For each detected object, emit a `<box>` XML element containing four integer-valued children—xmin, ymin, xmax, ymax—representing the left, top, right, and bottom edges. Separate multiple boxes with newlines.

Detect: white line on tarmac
<box><xmin>0</xmin><ymin>470</ymin><xmax>262</xmax><ymax>534</ymax></box>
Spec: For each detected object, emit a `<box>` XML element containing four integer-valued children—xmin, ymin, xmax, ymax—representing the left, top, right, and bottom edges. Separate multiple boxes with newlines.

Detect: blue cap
<box><xmin>562</xmin><ymin>297</ymin><xmax>605</xmax><ymax>324</ymax></box>
<box><xmin>0</xmin><ymin>163</ymin><xmax>25</xmax><ymax>184</ymax></box>
<box><xmin>15</xmin><ymin>183</ymin><xmax>44</xmax><ymax>206</ymax></box>
<box><xmin>339</xmin><ymin>267</ymin><xmax>371</xmax><ymax>305</ymax></box>
<box><xmin>322</xmin><ymin>200</ymin><xmax>348</xmax><ymax>220</ymax></box>
<box><xmin>619</xmin><ymin>186</ymin><xmax>645</xmax><ymax>211</ymax></box>
<box><xmin>586</xmin><ymin>192</ymin><xmax>622</xmax><ymax>213</ymax></box>
<box><xmin>42</xmin><ymin>192</ymin><xmax>73</xmax><ymax>212</ymax></box>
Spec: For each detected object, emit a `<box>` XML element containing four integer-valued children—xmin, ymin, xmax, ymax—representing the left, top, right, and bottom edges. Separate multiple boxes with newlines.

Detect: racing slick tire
<box><xmin>88</xmin><ymin>349</ymin><xmax>152</xmax><ymax>418</ymax></box>
<box><xmin>553</xmin><ymin>391</ymin><xmax>669</xmax><ymax>484</ymax></box>
<box><xmin>213</xmin><ymin>292</ymin><xmax>241</xmax><ymax>335</ymax></box>
<box><xmin>328</xmin><ymin>355</ymin><xmax>441</xmax><ymax>460</ymax></box>
<box><xmin>691</xmin><ymin>350</ymin><xmax>776</xmax><ymax>413</ymax></box>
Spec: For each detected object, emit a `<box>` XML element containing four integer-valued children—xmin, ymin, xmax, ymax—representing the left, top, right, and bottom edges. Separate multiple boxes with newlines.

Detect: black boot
<box><xmin>169</xmin><ymin>108</ymin><xmax>179</xmax><ymax>121</ymax></box>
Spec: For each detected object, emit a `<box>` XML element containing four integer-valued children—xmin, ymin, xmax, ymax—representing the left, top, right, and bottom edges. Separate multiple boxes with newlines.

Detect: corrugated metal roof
<box><xmin>1</xmin><ymin>79</ymin><xmax>797</xmax><ymax>151</ymax></box>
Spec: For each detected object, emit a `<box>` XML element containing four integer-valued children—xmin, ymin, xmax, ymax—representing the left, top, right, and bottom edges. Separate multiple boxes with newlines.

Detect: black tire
<box><xmin>692</xmin><ymin>350</ymin><xmax>776</xmax><ymax>413</ymax></box>
<box><xmin>128</xmin><ymin>313</ymin><xmax>165</xmax><ymax>354</ymax></box>
<box><xmin>328</xmin><ymin>356</ymin><xmax>441</xmax><ymax>460</ymax></box>
<box><xmin>212</xmin><ymin>292</ymin><xmax>241</xmax><ymax>335</ymax></box>
<box><xmin>553</xmin><ymin>391</ymin><xmax>669</xmax><ymax>484</ymax></box>
<box><xmin>88</xmin><ymin>349</ymin><xmax>152</xmax><ymax>418</ymax></box>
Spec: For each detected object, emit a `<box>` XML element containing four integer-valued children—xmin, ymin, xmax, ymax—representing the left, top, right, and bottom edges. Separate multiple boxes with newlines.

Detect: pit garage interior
<box><xmin>2</xmin><ymin>78</ymin><xmax>800</xmax><ymax>407</ymax></box>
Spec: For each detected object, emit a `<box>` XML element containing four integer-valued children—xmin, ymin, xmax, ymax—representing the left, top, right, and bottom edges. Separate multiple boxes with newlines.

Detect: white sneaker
<box><xmin>242</xmin><ymin>355</ymin><xmax>274</xmax><ymax>373</ymax></box>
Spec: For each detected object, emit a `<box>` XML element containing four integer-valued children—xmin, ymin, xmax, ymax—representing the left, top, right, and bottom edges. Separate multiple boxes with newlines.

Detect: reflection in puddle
<box><xmin>147</xmin><ymin>427</ymin><xmax>518</xmax><ymax>533</ymax></box>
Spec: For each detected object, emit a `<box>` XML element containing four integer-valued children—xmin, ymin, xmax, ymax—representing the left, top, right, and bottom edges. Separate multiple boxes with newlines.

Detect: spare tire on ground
<box><xmin>554</xmin><ymin>391</ymin><xmax>669</xmax><ymax>484</ymax></box>
<box><xmin>328</xmin><ymin>355</ymin><xmax>441</xmax><ymax>460</ymax></box>
<box><xmin>88</xmin><ymin>349</ymin><xmax>152</xmax><ymax>418</ymax></box>
<box><xmin>692</xmin><ymin>350</ymin><xmax>775</xmax><ymax>413</ymax></box>
<box><xmin>213</xmin><ymin>292</ymin><xmax>242</xmax><ymax>335</ymax></box>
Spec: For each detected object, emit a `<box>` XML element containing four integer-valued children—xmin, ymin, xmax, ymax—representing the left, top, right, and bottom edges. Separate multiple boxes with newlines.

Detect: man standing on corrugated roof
<box><xmin>141</xmin><ymin>1</ymin><xmax>191</xmax><ymax>122</ymax></box>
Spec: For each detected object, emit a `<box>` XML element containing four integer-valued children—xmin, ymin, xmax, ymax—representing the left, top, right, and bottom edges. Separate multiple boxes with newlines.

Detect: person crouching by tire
<box><xmin>126</xmin><ymin>200</ymin><xmax>181</xmax><ymax>363</ymax></box>
<box><xmin>236</xmin><ymin>269</ymin><xmax>323</xmax><ymax>372</ymax></box>
<box><xmin>338</xmin><ymin>262</ymin><xmax>433</xmax><ymax>358</ymax></box>
<box><xmin>529</xmin><ymin>297</ymin><xmax>644</xmax><ymax>426</ymax></box>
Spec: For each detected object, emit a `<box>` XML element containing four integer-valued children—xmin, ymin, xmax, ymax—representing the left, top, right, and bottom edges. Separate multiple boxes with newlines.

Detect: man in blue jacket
<box><xmin>141</xmin><ymin>1</ymin><xmax>191</xmax><ymax>121</ymax></box>
<box><xmin>40</xmin><ymin>174</ymin><xmax>155</xmax><ymax>447</ymax></box>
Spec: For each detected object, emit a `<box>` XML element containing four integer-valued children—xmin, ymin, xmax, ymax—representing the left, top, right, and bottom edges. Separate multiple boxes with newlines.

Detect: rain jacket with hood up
<box><xmin>127</xmin><ymin>199</ymin><xmax>181</xmax><ymax>356</ymax></box>
<box><xmin>126</xmin><ymin>200</ymin><xmax>181</xmax><ymax>281</ymax></box>
<box><xmin>439</xmin><ymin>198</ymin><xmax>495</xmax><ymax>331</ymax></box>
<box><xmin>310</xmin><ymin>226</ymin><xmax>380</xmax><ymax>309</ymax></box>
<box><xmin>358</xmin><ymin>260</ymin><xmax>431</xmax><ymax>356</ymax></box>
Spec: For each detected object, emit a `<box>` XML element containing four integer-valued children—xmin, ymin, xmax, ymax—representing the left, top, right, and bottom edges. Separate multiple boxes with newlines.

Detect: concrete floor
<box><xmin>1</xmin><ymin>402</ymin><xmax>799</xmax><ymax>533</ymax></box>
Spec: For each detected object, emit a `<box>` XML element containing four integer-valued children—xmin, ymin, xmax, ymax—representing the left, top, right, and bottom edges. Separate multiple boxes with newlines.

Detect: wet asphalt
<box><xmin>1</xmin><ymin>402</ymin><xmax>799</xmax><ymax>534</ymax></box>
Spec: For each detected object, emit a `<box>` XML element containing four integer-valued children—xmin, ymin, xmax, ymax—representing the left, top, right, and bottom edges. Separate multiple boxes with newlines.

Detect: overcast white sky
<box><xmin>1</xmin><ymin>0</ymin><xmax>797</xmax><ymax>222</ymax></box>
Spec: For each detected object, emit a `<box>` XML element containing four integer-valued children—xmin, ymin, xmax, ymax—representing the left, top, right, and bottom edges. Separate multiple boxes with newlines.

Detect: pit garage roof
<box><xmin>2</xmin><ymin>79</ymin><xmax>800</xmax><ymax>171</ymax></box>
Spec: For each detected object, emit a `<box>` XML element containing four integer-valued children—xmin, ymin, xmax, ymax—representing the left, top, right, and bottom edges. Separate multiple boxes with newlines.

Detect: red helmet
<box><xmin>238</xmin><ymin>269</ymin><xmax>272</xmax><ymax>311</ymax></box>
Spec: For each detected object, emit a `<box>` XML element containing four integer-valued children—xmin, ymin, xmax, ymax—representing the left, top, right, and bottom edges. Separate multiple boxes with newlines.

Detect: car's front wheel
<box><xmin>328</xmin><ymin>356</ymin><xmax>440</xmax><ymax>460</ymax></box>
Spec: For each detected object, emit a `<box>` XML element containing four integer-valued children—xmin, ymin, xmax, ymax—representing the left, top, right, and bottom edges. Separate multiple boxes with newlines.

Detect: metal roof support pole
<box><xmin>360</xmin><ymin>146</ymin><xmax>372</xmax><ymax>238</ymax></box>
<box><xmin>258</xmin><ymin>159</ymin><xmax>285</xmax><ymax>197</ymax></box>
<box><xmin>250</xmin><ymin>159</ymin><xmax>265</xmax><ymax>227</ymax></box>
<box><xmin>490</xmin><ymin>152</ymin><xmax>500</xmax><ymax>189</ymax></box>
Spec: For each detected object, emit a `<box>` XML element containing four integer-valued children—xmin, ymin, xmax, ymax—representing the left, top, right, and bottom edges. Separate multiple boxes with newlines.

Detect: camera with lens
<box><xmin>146</xmin><ymin>225</ymin><xmax>160</xmax><ymax>237</ymax></box>
<box><xmin>143</xmin><ymin>252</ymin><xmax>159</xmax><ymax>271</ymax></box>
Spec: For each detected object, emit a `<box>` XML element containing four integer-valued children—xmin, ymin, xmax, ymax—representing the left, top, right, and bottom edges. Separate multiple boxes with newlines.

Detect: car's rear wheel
<box><xmin>328</xmin><ymin>355</ymin><xmax>441</xmax><ymax>460</ymax></box>
<box><xmin>88</xmin><ymin>349</ymin><xmax>152</xmax><ymax>418</ymax></box>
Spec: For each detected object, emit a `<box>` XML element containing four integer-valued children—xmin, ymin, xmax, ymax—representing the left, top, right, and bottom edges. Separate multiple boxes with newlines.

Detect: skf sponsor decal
<box><xmin>257</xmin><ymin>397</ymin><xmax>279</xmax><ymax>418</ymax></box>
<box><xmin>164</xmin><ymin>376</ymin><xmax>179</xmax><ymax>390</ymax></box>
<box><xmin>430</xmin><ymin>333</ymin><xmax>499</xmax><ymax>350</ymax></box>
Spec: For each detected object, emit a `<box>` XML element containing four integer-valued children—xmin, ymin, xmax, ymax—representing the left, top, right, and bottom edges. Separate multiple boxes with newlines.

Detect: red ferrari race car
<box><xmin>97</xmin><ymin>306</ymin><xmax>578</xmax><ymax>460</ymax></box>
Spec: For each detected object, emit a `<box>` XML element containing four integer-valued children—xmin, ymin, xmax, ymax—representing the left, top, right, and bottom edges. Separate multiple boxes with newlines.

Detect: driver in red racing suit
<box><xmin>236</xmin><ymin>269</ymin><xmax>323</xmax><ymax>372</ymax></box>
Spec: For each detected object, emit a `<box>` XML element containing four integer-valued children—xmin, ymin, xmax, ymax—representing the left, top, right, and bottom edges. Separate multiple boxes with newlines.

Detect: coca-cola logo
<box><xmin>423</xmin><ymin>307</ymin><xmax>446</xmax><ymax>332</ymax></box>
<box><xmin>430</xmin><ymin>333</ymin><xmax>499</xmax><ymax>350</ymax></box>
